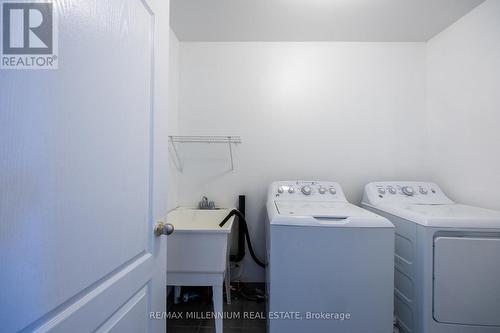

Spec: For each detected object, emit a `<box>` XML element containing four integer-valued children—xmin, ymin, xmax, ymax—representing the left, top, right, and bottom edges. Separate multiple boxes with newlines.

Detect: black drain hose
<box><xmin>230</xmin><ymin>195</ymin><xmax>246</xmax><ymax>263</ymax></box>
<box><xmin>219</xmin><ymin>209</ymin><xmax>266</xmax><ymax>268</ymax></box>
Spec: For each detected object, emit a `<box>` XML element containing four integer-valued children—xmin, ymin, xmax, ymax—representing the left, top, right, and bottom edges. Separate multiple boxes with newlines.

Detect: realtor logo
<box><xmin>1</xmin><ymin>1</ymin><xmax>58</xmax><ymax>69</ymax></box>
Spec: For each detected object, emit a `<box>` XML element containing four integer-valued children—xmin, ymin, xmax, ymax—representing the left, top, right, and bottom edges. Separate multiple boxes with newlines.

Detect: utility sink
<box><xmin>167</xmin><ymin>207</ymin><xmax>235</xmax><ymax>333</ymax></box>
<box><xmin>167</xmin><ymin>207</ymin><xmax>234</xmax><ymax>275</ymax></box>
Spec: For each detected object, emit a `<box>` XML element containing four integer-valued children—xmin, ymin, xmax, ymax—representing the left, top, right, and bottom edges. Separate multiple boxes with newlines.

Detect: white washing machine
<box><xmin>362</xmin><ymin>181</ymin><xmax>500</xmax><ymax>333</ymax></box>
<box><xmin>266</xmin><ymin>180</ymin><xmax>395</xmax><ymax>333</ymax></box>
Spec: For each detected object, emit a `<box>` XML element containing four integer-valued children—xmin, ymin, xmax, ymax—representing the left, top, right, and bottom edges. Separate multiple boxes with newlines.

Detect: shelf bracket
<box><xmin>228</xmin><ymin>136</ymin><xmax>234</xmax><ymax>171</ymax></box>
<box><xmin>168</xmin><ymin>139</ymin><xmax>183</xmax><ymax>172</ymax></box>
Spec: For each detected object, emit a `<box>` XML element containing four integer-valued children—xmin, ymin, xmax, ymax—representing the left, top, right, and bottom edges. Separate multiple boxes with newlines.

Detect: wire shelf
<box><xmin>169</xmin><ymin>135</ymin><xmax>241</xmax><ymax>144</ymax></box>
<box><xmin>168</xmin><ymin>136</ymin><xmax>242</xmax><ymax>172</ymax></box>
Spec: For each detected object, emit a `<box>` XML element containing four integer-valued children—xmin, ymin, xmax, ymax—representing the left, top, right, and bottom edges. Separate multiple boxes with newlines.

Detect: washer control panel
<box><xmin>271</xmin><ymin>181</ymin><xmax>346</xmax><ymax>202</ymax></box>
<box><xmin>363</xmin><ymin>181</ymin><xmax>453</xmax><ymax>205</ymax></box>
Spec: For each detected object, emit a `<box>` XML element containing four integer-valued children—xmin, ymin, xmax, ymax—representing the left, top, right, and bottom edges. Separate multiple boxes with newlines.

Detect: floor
<box><xmin>167</xmin><ymin>285</ymin><xmax>266</xmax><ymax>333</ymax></box>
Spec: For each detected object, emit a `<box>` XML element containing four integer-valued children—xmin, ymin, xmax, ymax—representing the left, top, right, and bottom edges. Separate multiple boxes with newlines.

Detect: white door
<box><xmin>0</xmin><ymin>0</ymin><xmax>171</xmax><ymax>332</ymax></box>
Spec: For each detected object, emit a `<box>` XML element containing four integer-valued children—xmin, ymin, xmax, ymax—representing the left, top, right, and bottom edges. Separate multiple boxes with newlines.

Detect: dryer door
<box><xmin>433</xmin><ymin>236</ymin><xmax>500</xmax><ymax>326</ymax></box>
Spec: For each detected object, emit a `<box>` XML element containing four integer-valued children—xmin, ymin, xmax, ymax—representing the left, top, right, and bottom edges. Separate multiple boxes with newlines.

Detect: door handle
<box><xmin>154</xmin><ymin>222</ymin><xmax>174</xmax><ymax>236</ymax></box>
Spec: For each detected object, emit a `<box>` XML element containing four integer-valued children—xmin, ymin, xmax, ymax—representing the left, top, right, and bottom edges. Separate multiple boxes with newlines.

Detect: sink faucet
<box><xmin>198</xmin><ymin>196</ymin><xmax>215</xmax><ymax>209</ymax></box>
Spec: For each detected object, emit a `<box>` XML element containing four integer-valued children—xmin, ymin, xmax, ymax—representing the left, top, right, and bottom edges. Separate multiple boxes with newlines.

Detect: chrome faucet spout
<box><xmin>199</xmin><ymin>196</ymin><xmax>214</xmax><ymax>209</ymax></box>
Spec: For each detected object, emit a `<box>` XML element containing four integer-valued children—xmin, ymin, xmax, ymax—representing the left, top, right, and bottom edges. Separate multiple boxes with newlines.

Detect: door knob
<box><xmin>154</xmin><ymin>222</ymin><xmax>174</xmax><ymax>236</ymax></box>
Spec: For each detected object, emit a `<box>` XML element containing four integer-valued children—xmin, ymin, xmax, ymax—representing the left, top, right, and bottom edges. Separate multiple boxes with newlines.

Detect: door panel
<box><xmin>31</xmin><ymin>254</ymin><xmax>152</xmax><ymax>333</ymax></box>
<box><xmin>96</xmin><ymin>285</ymin><xmax>149</xmax><ymax>333</ymax></box>
<box><xmin>433</xmin><ymin>236</ymin><xmax>500</xmax><ymax>326</ymax></box>
<box><xmin>0</xmin><ymin>0</ymin><xmax>168</xmax><ymax>332</ymax></box>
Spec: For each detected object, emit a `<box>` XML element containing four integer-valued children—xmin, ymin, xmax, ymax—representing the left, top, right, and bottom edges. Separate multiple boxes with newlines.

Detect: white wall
<box><xmin>173</xmin><ymin>42</ymin><xmax>428</xmax><ymax>281</ymax></box>
<box><xmin>167</xmin><ymin>29</ymin><xmax>180</xmax><ymax>211</ymax></box>
<box><xmin>426</xmin><ymin>0</ymin><xmax>500</xmax><ymax>210</ymax></box>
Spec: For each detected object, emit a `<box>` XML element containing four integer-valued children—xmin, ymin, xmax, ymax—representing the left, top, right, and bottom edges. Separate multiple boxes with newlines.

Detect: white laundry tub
<box><xmin>167</xmin><ymin>208</ymin><xmax>235</xmax><ymax>333</ymax></box>
<box><xmin>167</xmin><ymin>208</ymin><xmax>234</xmax><ymax>275</ymax></box>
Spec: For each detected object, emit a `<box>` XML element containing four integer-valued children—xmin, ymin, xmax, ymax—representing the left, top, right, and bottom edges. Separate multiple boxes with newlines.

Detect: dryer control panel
<box><xmin>270</xmin><ymin>181</ymin><xmax>347</xmax><ymax>202</ymax></box>
<box><xmin>362</xmin><ymin>181</ymin><xmax>453</xmax><ymax>205</ymax></box>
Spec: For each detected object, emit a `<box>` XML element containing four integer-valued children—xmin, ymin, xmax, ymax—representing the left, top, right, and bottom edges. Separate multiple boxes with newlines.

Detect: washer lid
<box><xmin>367</xmin><ymin>203</ymin><xmax>500</xmax><ymax>228</ymax></box>
<box><xmin>272</xmin><ymin>201</ymin><xmax>393</xmax><ymax>228</ymax></box>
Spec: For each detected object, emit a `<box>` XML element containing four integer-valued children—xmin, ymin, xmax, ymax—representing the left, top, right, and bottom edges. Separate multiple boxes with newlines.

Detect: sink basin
<box><xmin>167</xmin><ymin>208</ymin><xmax>235</xmax><ymax>274</ymax></box>
<box><xmin>167</xmin><ymin>208</ymin><xmax>236</xmax><ymax>332</ymax></box>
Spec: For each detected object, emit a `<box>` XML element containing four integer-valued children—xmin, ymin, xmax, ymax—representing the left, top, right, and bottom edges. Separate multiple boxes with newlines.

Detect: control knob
<box><xmin>329</xmin><ymin>187</ymin><xmax>336</xmax><ymax>195</ymax></box>
<box><xmin>402</xmin><ymin>186</ymin><xmax>415</xmax><ymax>196</ymax></box>
<box><xmin>288</xmin><ymin>187</ymin><xmax>295</xmax><ymax>194</ymax></box>
<box><xmin>318</xmin><ymin>186</ymin><xmax>326</xmax><ymax>194</ymax></box>
<box><xmin>301</xmin><ymin>185</ymin><xmax>312</xmax><ymax>195</ymax></box>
